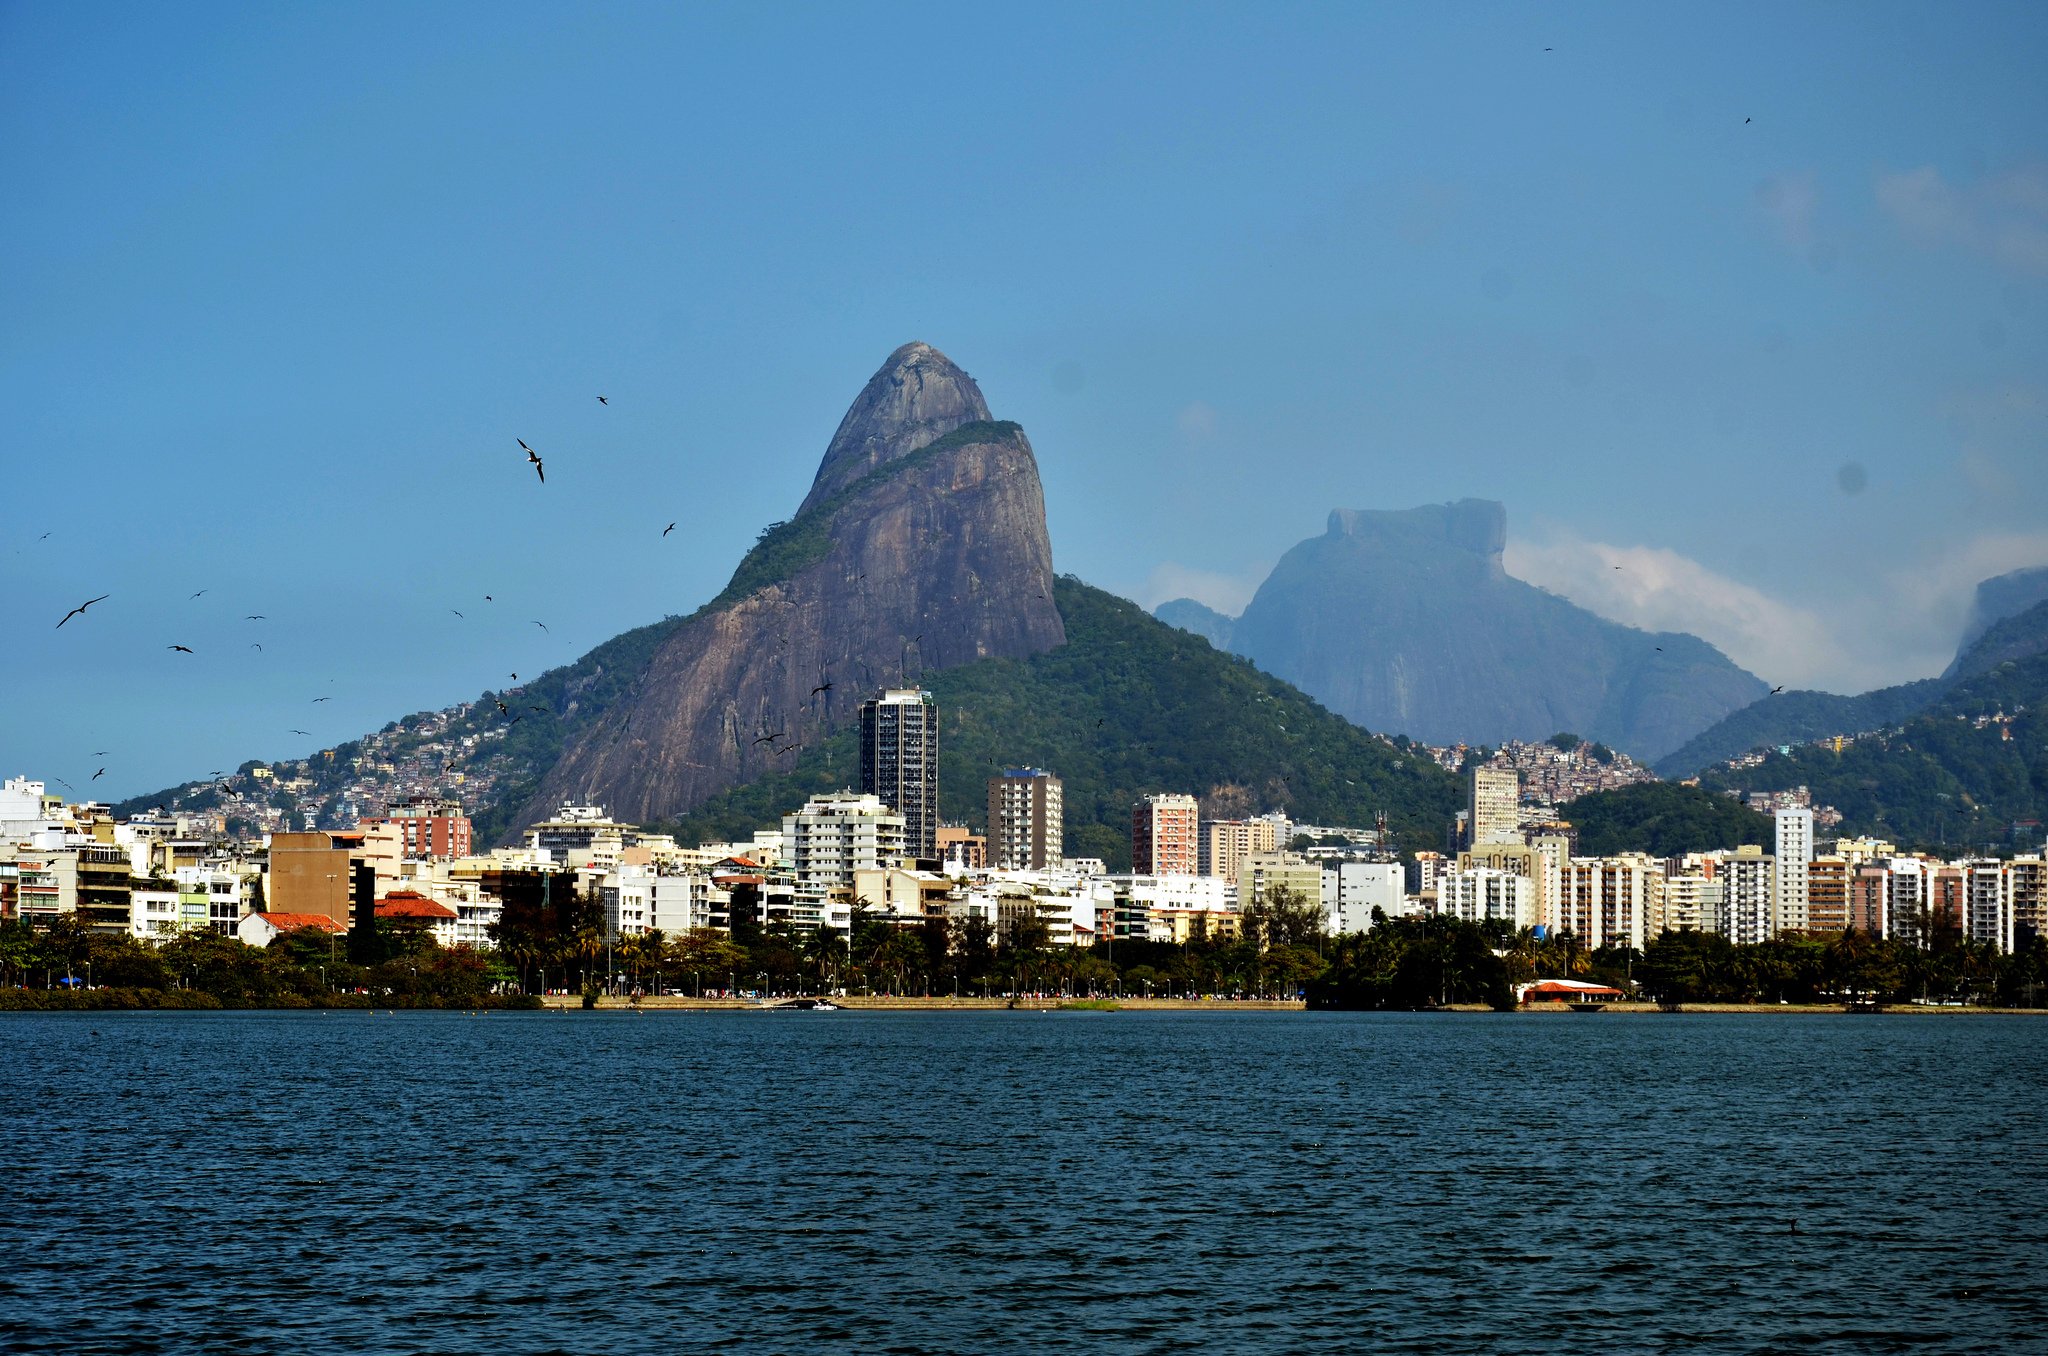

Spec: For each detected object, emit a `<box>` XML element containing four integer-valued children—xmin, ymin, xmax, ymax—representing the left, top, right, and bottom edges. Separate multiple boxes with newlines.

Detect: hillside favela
<box><xmin>7</xmin><ymin>6</ymin><xmax>2047</xmax><ymax>1354</ymax></box>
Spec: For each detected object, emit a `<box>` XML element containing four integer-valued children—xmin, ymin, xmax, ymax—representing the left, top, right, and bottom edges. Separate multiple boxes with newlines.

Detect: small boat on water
<box><xmin>771</xmin><ymin>997</ymin><xmax>840</xmax><ymax>1011</ymax></box>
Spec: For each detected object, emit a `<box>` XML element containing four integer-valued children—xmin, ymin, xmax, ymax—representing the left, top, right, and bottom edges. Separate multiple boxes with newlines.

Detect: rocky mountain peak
<box><xmin>800</xmin><ymin>341</ymin><xmax>992</xmax><ymax>512</ymax></box>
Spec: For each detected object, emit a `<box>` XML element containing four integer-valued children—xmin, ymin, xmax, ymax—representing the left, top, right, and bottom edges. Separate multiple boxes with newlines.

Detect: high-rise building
<box><xmin>1807</xmin><ymin>856</ymin><xmax>1851</xmax><ymax>933</ymax></box>
<box><xmin>1468</xmin><ymin>767</ymin><xmax>1521</xmax><ymax>848</ymax></box>
<box><xmin>1715</xmin><ymin>846</ymin><xmax>1776</xmax><ymax>945</ymax></box>
<box><xmin>1132</xmin><ymin>794</ymin><xmax>1199</xmax><ymax>875</ymax></box>
<box><xmin>859</xmin><ymin>688</ymin><xmax>939</xmax><ymax>861</ymax></box>
<box><xmin>988</xmin><ymin>768</ymin><xmax>1063</xmax><ymax>870</ymax></box>
<box><xmin>1774</xmin><ymin>807</ymin><xmax>1813</xmax><ymax>933</ymax></box>
<box><xmin>1200</xmin><ymin>817</ymin><xmax>1280</xmax><ymax>883</ymax></box>
<box><xmin>782</xmin><ymin>792</ymin><xmax>906</xmax><ymax>903</ymax></box>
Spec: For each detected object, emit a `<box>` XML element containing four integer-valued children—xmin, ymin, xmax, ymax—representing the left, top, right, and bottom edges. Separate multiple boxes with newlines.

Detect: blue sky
<box><xmin>5</xmin><ymin>1</ymin><xmax>2046</xmax><ymax>798</ymax></box>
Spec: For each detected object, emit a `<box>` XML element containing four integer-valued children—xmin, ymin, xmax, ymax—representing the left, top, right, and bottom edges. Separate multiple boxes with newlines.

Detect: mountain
<box><xmin>1153</xmin><ymin>598</ymin><xmax>1235</xmax><ymax>651</ymax></box>
<box><xmin>1946</xmin><ymin>566</ymin><xmax>2048</xmax><ymax>676</ymax></box>
<box><xmin>1203</xmin><ymin>499</ymin><xmax>1765</xmax><ymax>763</ymax></box>
<box><xmin>1658</xmin><ymin>595</ymin><xmax>2048</xmax><ymax>778</ymax></box>
<box><xmin>656</xmin><ymin>576</ymin><xmax>1461</xmax><ymax>868</ymax></box>
<box><xmin>1696</xmin><ymin>633</ymin><xmax>2048</xmax><ymax>850</ymax></box>
<box><xmin>513</xmin><ymin>342</ymin><xmax>1064</xmax><ymax>830</ymax></box>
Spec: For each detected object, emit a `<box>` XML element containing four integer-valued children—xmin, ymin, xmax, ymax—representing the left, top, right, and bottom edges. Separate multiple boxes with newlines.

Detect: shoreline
<box><xmin>532</xmin><ymin>995</ymin><xmax>2048</xmax><ymax>1015</ymax></box>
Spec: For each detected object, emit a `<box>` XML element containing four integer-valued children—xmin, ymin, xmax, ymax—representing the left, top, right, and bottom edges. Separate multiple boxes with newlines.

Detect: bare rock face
<box><xmin>799</xmin><ymin>341</ymin><xmax>992</xmax><ymax>514</ymax></box>
<box><xmin>1226</xmin><ymin>499</ymin><xmax>1765</xmax><ymax>762</ymax></box>
<box><xmin>515</xmin><ymin>346</ymin><xmax>1063</xmax><ymax>829</ymax></box>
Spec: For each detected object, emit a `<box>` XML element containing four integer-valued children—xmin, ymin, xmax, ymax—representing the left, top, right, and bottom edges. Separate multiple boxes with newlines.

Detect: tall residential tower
<box><xmin>858</xmin><ymin>688</ymin><xmax>939</xmax><ymax>862</ymax></box>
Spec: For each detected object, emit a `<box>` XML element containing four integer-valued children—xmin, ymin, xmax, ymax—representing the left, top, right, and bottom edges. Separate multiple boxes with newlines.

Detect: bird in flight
<box><xmin>495</xmin><ymin>699</ymin><xmax>510</xmax><ymax>715</ymax></box>
<box><xmin>56</xmin><ymin>595</ymin><xmax>110</xmax><ymax>628</ymax></box>
<box><xmin>190</xmin><ymin>589</ymin><xmax>207</xmax><ymax>599</ymax></box>
<box><xmin>168</xmin><ymin>644</ymin><xmax>194</xmax><ymax>654</ymax></box>
<box><xmin>251</xmin><ymin>643</ymin><xmax>263</xmax><ymax>651</ymax></box>
<box><xmin>597</xmin><ymin>396</ymin><xmax>609</xmax><ymax>406</ymax></box>
<box><xmin>530</xmin><ymin>705</ymin><xmax>546</xmax><ymax>714</ymax></box>
<box><xmin>451</xmin><ymin>609</ymin><xmax>465</xmax><ymax>619</ymax></box>
<box><xmin>290</xmin><ymin>729</ymin><xmax>310</xmax><ymax>736</ymax></box>
<box><xmin>92</xmin><ymin>750</ymin><xmax>109</xmax><ymax>756</ymax></box>
<box><xmin>519</xmin><ymin>439</ymin><xmax>544</xmax><ymax>483</ymax></box>
<box><xmin>484</xmin><ymin>595</ymin><xmax>493</xmax><ymax>602</ymax></box>
<box><xmin>1745</xmin><ymin>117</ymin><xmax>1752</xmax><ymax>124</ymax></box>
<box><xmin>532</xmin><ymin>620</ymin><xmax>549</xmax><ymax>632</ymax></box>
<box><xmin>311</xmin><ymin>697</ymin><xmax>330</xmax><ymax>703</ymax></box>
<box><xmin>37</xmin><ymin>532</ymin><xmax>50</xmax><ymax>541</ymax></box>
<box><xmin>91</xmin><ymin>768</ymin><xmax>105</xmax><ymax>781</ymax></box>
<box><xmin>751</xmin><ymin>732</ymin><xmax>784</xmax><ymax>746</ymax></box>
<box><xmin>663</xmin><ymin>523</ymin><xmax>675</xmax><ymax>537</ymax></box>
<box><xmin>246</xmin><ymin>615</ymin><xmax>265</xmax><ymax>621</ymax></box>
<box><xmin>811</xmin><ymin>681</ymin><xmax>833</xmax><ymax>698</ymax></box>
<box><xmin>509</xmin><ymin>673</ymin><xmax>518</xmax><ymax>681</ymax></box>
<box><xmin>1771</xmin><ymin>685</ymin><xmax>1785</xmax><ymax>694</ymax></box>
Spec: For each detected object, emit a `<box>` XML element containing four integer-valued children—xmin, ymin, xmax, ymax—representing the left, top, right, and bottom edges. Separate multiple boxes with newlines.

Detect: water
<box><xmin>3</xmin><ymin>1010</ymin><xmax>2043</xmax><ymax>1354</ymax></box>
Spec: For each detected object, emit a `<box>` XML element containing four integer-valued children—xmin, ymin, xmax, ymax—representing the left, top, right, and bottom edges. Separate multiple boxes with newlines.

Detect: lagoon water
<box><xmin>4</xmin><ymin>1009</ymin><xmax>2044</xmax><ymax>1354</ymax></box>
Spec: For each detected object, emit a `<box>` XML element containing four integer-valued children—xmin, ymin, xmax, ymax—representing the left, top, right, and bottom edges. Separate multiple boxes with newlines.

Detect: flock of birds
<box><xmin>44</xmin><ymin>394</ymin><xmax>700</xmax><ymax>798</ymax></box>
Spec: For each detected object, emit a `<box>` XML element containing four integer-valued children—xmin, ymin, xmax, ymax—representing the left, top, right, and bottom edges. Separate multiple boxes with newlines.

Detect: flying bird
<box><xmin>519</xmin><ymin>439</ymin><xmax>544</xmax><ymax>483</ymax></box>
<box><xmin>662</xmin><ymin>523</ymin><xmax>675</xmax><ymax>537</ymax></box>
<box><xmin>597</xmin><ymin>396</ymin><xmax>609</xmax><ymax>406</ymax></box>
<box><xmin>1771</xmin><ymin>685</ymin><xmax>1785</xmax><ymax>694</ymax></box>
<box><xmin>168</xmin><ymin>645</ymin><xmax>194</xmax><ymax>654</ymax></box>
<box><xmin>510</xmin><ymin>673</ymin><xmax>518</xmax><ymax>681</ymax></box>
<box><xmin>752</xmin><ymin>732</ymin><xmax>784</xmax><ymax>746</ymax></box>
<box><xmin>56</xmin><ymin>595</ymin><xmax>110</xmax><ymax>629</ymax></box>
<box><xmin>495</xmin><ymin>699</ymin><xmax>509</xmax><ymax>715</ymax></box>
<box><xmin>92</xmin><ymin>768</ymin><xmax>105</xmax><ymax>781</ymax></box>
<box><xmin>190</xmin><ymin>590</ymin><xmax>207</xmax><ymax>599</ymax></box>
<box><xmin>530</xmin><ymin>705</ymin><xmax>546</xmax><ymax>714</ymax></box>
<box><xmin>1745</xmin><ymin>117</ymin><xmax>1752</xmax><ymax>124</ymax></box>
<box><xmin>811</xmin><ymin>682</ymin><xmax>833</xmax><ymax>698</ymax></box>
<box><xmin>246</xmin><ymin>615</ymin><xmax>265</xmax><ymax>621</ymax></box>
<box><xmin>532</xmin><ymin>621</ymin><xmax>549</xmax><ymax>632</ymax></box>
<box><xmin>37</xmin><ymin>532</ymin><xmax>50</xmax><ymax>541</ymax></box>
<box><xmin>251</xmin><ymin>643</ymin><xmax>263</xmax><ymax>651</ymax></box>
<box><xmin>451</xmin><ymin>609</ymin><xmax>465</xmax><ymax>619</ymax></box>
<box><xmin>311</xmin><ymin>697</ymin><xmax>330</xmax><ymax>703</ymax></box>
<box><xmin>290</xmin><ymin>729</ymin><xmax>310</xmax><ymax>736</ymax></box>
<box><xmin>484</xmin><ymin>596</ymin><xmax>492</xmax><ymax>602</ymax></box>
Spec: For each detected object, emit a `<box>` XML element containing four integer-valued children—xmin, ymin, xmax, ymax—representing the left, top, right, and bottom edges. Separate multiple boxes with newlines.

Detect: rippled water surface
<box><xmin>4</xmin><ymin>1010</ymin><xmax>2044</xmax><ymax>1354</ymax></box>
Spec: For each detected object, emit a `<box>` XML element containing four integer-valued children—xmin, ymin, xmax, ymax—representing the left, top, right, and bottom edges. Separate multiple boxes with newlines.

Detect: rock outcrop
<box><xmin>799</xmin><ymin>342</ymin><xmax>993</xmax><ymax>513</ymax></box>
<box><xmin>512</xmin><ymin>345</ymin><xmax>1064</xmax><ymax>829</ymax></box>
<box><xmin>1220</xmin><ymin>499</ymin><xmax>1765</xmax><ymax>762</ymax></box>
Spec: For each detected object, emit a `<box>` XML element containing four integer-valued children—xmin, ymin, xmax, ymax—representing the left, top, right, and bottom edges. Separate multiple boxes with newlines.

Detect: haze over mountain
<box><xmin>1157</xmin><ymin>500</ymin><xmax>1765</xmax><ymax>762</ymax></box>
<box><xmin>1659</xmin><ymin>588</ymin><xmax>2048</xmax><ymax>777</ymax></box>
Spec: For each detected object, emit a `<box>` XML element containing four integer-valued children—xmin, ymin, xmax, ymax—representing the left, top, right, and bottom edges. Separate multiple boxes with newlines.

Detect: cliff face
<box><xmin>1224</xmin><ymin>499</ymin><xmax>1765</xmax><ymax>762</ymax></box>
<box><xmin>799</xmin><ymin>341</ymin><xmax>993</xmax><ymax>513</ymax></box>
<box><xmin>514</xmin><ymin>346</ymin><xmax>1063</xmax><ymax>829</ymax></box>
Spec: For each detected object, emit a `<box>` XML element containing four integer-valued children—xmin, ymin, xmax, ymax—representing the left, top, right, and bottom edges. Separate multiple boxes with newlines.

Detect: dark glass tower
<box><xmin>858</xmin><ymin>688</ymin><xmax>939</xmax><ymax>861</ymax></box>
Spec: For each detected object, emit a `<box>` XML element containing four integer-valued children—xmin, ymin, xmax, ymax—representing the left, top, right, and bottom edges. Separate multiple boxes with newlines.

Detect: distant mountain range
<box><xmin>1658</xmin><ymin>590</ymin><xmax>2048</xmax><ymax>778</ymax></box>
<box><xmin>1691</xmin><ymin>602</ymin><xmax>2048</xmax><ymax>849</ymax></box>
<box><xmin>1155</xmin><ymin>499</ymin><xmax>1765</xmax><ymax>764</ymax></box>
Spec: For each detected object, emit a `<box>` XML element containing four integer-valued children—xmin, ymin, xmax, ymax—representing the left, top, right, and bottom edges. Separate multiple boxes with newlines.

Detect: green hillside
<box><xmin>1658</xmin><ymin>599</ymin><xmax>2048</xmax><ymax>778</ymax></box>
<box><xmin>658</xmin><ymin>576</ymin><xmax>1462</xmax><ymax>867</ymax></box>
<box><xmin>1696</xmin><ymin>647</ymin><xmax>2048</xmax><ymax>851</ymax></box>
<box><xmin>1560</xmin><ymin>782</ymin><xmax>1772</xmax><ymax>858</ymax></box>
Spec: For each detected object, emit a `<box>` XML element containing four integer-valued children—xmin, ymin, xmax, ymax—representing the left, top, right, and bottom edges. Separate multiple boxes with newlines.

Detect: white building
<box><xmin>1660</xmin><ymin>870</ymin><xmax>1724</xmax><ymax>936</ymax></box>
<box><xmin>1321</xmin><ymin>860</ymin><xmax>1407</xmax><ymax>934</ymax></box>
<box><xmin>1775</xmin><ymin>808</ymin><xmax>1814</xmax><ymax>933</ymax></box>
<box><xmin>782</xmin><ymin>792</ymin><xmax>906</xmax><ymax>905</ymax></box>
<box><xmin>1715</xmin><ymin>847</ymin><xmax>1777</xmax><ymax>946</ymax></box>
<box><xmin>1961</xmin><ymin>859</ymin><xmax>2015</xmax><ymax>953</ymax></box>
<box><xmin>1437</xmin><ymin>868</ymin><xmax>1537</xmax><ymax>930</ymax></box>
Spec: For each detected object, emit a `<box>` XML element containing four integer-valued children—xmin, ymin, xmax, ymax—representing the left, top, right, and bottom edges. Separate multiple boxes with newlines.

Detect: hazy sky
<box><xmin>5</xmin><ymin>1</ymin><xmax>2046</xmax><ymax>799</ymax></box>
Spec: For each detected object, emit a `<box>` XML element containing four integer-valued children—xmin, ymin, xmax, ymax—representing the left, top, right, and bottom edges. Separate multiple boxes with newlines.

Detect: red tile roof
<box><xmin>256</xmin><ymin>912</ymin><xmax>346</xmax><ymax>933</ymax></box>
<box><xmin>375</xmin><ymin>891</ymin><xmax>457</xmax><ymax>920</ymax></box>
